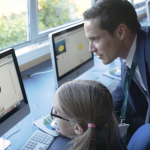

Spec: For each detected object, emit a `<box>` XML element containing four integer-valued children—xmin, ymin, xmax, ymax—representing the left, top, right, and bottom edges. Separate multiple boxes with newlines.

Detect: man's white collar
<box><xmin>124</xmin><ymin>35</ymin><xmax>137</xmax><ymax>68</ymax></box>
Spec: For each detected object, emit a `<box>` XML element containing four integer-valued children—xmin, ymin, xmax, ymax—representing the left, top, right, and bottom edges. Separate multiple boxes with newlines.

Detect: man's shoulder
<box><xmin>140</xmin><ymin>26</ymin><xmax>150</xmax><ymax>33</ymax></box>
<box><xmin>137</xmin><ymin>27</ymin><xmax>150</xmax><ymax>42</ymax></box>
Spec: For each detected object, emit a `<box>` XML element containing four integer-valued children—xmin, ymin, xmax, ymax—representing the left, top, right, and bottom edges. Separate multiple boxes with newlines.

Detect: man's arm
<box><xmin>112</xmin><ymin>80</ymin><xmax>124</xmax><ymax>110</ymax></box>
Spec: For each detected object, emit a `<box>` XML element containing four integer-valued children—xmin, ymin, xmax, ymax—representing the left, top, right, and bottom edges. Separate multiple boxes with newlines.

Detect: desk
<box><xmin>3</xmin><ymin>55</ymin><xmax>120</xmax><ymax>150</ymax></box>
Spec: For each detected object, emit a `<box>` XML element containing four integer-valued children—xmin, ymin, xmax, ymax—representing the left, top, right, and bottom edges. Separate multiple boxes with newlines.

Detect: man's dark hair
<box><xmin>83</xmin><ymin>0</ymin><xmax>141</xmax><ymax>36</ymax></box>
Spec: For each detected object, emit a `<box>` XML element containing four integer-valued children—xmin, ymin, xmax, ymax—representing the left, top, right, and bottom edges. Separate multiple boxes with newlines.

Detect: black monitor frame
<box><xmin>52</xmin><ymin>23</ymin><xmax>93</xmax><ymax>81</ymax></box>
<box><xmin>49</xmin><ymin>22</ymin><xmax>94</xmax><ymax>88</ymax></box>
<box><xmin>0</xmin><ymin>48</ymin><xmax>30</xmax><ymax>136</ymax></box>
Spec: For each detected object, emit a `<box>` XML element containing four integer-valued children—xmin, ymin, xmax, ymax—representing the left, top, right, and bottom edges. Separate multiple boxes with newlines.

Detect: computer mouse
<box><xmin>51</xmin><ymin>120</ymin><xmax>58</xmax><ymax>129</ymax></box>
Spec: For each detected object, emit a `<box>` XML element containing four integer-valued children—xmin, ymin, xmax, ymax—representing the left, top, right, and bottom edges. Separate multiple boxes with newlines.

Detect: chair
<box><xmin>127</xmin><ymin>123</ymin><xmax>150</xmax><ymax>150</ymax></box>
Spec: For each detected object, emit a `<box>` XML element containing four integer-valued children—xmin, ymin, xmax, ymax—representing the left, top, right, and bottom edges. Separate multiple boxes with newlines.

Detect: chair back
<box><xmin>127</xmin><ymin>123</ymin><xmax>150</xmax><ymax>150</ymax></box>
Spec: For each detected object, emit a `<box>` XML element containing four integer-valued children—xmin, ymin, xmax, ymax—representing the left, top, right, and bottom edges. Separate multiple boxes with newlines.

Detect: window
<box><xmin>0</xmin><ymin>0</ymin><xmax>146</xmax><ymax>53</ymax></box>
<box><xmin>0</xmin><ymin>0</ymin><xmax>28</xmax><ymax>51</ymax></box>
<box><xmin>130</xmin><ymin>0</ymin><xmax>147</xmax><ymax>9</ymax></box>
<box><xmin>0</xmin><ymin>0</ymin><xmax>93</xmax><ymax>52</ymax></box>
<box><xmin>133</xmin><ymin>0</ymin><xmax>146</xmax><ymax>5</ymax></box>
<box><xmin>38</xmin><ymin>0</ymin><xmax>92</xmax><ymax>32</ymax></box>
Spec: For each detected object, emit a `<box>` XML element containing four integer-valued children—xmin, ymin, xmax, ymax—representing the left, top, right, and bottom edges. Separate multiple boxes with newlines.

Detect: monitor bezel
<box><xmin>0</xmin><ymin>48</ymin><xmax>30</xmax><ymax>136</ymax></box>
<box><xmin>51</xmin><ymin>22</ymin><xmax>93</xmax><ymax>82</ymax></box>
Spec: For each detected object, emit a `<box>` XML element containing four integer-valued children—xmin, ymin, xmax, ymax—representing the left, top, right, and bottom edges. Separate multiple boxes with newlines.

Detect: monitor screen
<box><xmin>49</xmin><ymin>22</ymin><xmax>94</xmax><ymax>88</ymax></box>
<box><xmin>0</xmin><ymin>48</ymin><xmax>30</xmax><ymax>136</ymax></box>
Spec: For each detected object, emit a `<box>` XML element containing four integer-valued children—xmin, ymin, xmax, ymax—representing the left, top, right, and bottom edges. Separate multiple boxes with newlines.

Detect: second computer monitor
<box><xmin>49</xmin><ymin>22</ymin><xmax>94</xmax><ymax>88</ymax></box>
<box><xmin>0</xmin><ymin>48</ymin><xmax>30</xmax><ymax>137</ymax></box>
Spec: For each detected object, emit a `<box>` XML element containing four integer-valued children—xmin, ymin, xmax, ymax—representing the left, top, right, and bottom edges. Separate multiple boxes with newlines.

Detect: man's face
<box><xmin>84</xmin><ymin>18</ymin><xmax>123</xmax><ymax>64</ymax></box>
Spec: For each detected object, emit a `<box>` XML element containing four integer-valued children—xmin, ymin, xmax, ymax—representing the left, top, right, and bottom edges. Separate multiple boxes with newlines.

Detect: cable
<box><xmin>32</xmin><ymin>105</ymin><xmax>40</xmax><ymax>129</ymax></box>
<box><xmin>28</xmin><ymin>70</ymin><xmax>53</xmax><ymax>78</ymax></box>
<box><xmin>32</xmin><ymin>104</ymin><xmax>51</xmax><ymax>129</ymax></box>
<box><xmin>91</xmin><ymin>69</ymin><xmax>106</xmax><ymax>81</ymax></box>
<box><xmin>7</xmin><ymin>146</ymin><xmax>11</xmax><ymax>150</ymax></box>
<box><xmin>6</xmin><ymin>122</ymin><xmax>21</xmax><ymax>139</ymax></box>
<box><xmin>2</xmin><ymin>122</ymin><xmax>20</xmax><ymax>150</ymax></box>
<box><xmin>91</xmin><ymin>70</ymin><xmax>100</xmax><ymax>80</ymax></box>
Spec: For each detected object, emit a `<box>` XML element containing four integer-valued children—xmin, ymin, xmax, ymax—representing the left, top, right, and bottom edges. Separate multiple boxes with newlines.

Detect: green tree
<box><xmin>0</xmin><ymin>1</ymin><xmax>27</xmax><ymax>51</ymax></box>
<box><xmin>0</xmin><ymin>13</ymin><xmax>27</xmax><ymax>51</ymax></box>
<box><xmin>38</xmin><ymin>0</ymin><xmax>79</xmax><ymax>31</ymax></box>
<box><xmin>0</xmin><ymin>0</ymin><xmax>91</xmax><ymax>51</ymax></box>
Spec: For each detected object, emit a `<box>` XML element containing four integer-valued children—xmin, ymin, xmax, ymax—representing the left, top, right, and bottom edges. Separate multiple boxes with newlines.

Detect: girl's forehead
<box><xmin>55</xmin><ymin>90</ymin><xmax>59</xmax><ymax>103</ymax></box>
<box><xmin>54</xmin><ymin>92</ymin><xmax>61</xmax><ymax>113</ymax></box>
<box><xmin>55</xmin><ymin>89</ymin><xmax>67</xmax><ymax>117</ymax></box>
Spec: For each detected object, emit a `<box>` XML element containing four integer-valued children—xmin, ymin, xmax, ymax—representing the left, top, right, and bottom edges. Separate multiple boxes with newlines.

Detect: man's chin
<box><xmin>102</xmin><ymin>59</ymin><xmax>108</xmax><ymax>65</ymax></box>
<box><xmin>102</xmin><ymin>59</ymin><xmax>113</xmax><ymax>65</ymax></box>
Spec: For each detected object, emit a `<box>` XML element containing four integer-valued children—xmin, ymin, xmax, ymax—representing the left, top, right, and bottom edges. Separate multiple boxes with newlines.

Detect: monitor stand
<box><xmin>0</xmin><ymin>138</ymin><xmax>11</xmax><ymax>150</ymax></box>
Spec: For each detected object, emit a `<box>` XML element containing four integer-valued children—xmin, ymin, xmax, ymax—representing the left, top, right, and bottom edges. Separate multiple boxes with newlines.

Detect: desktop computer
<box><xmin>0</xmin><ymin>48</ymin><xmax>30</xmax><ymax>149</ymax></box>
<box><xmin>0</xmin><ymin>24</ymin><xmax>120</xmax><ymax>149</ymax></box>
<box><xmin>20</xmin><ymin>22</ymin><xmax>94</xmax><ymax>150</ymax></box>
<box><xmin>49</xmin><ymin>22</ymin><xmax>94</xmax><ymax>88</ymax></box>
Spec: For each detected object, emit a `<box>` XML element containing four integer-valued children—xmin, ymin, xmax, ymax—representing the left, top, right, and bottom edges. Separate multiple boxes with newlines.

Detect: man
<box><xmin>83</xmin><ymin>0</ymin><xmax>150</xmax><ymax>144</ymax></box>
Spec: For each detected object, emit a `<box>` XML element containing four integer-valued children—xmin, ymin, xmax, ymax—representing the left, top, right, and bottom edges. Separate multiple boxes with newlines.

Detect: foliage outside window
<box><xmin>0</xmin><ymin>0</ymin><xmax>91</xmax><ymax>52</ymax></box>
<box><xmin>0</xmin><ymin>0</ymin><xmax>28</xmax><ymax>51</ymax></box>
<box><xmin>38</xmin><ymin>0</ymin><xmax>91</xmax><ymax>32</ymax></box>
<box><xmin>0</xmin><ymin>0</ymin><xmax>146</xmax><ymax>52</ymax></box>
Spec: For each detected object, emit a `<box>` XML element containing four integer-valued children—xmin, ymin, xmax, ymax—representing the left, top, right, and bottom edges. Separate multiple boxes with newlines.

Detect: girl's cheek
<box><xmin>56</xmin><ymin>118</ymin><xmax>61</xmax><ymax>127</ymax></box>
<box><xmin>56</xmin><ymin>118</ymin><xmax>59</xmax><ymax>125</ymax></box>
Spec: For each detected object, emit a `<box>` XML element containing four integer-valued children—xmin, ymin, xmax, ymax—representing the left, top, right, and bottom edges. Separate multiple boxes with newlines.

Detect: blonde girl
<box><xmin>51</xmin><ymin>80</ymin><xmax>127</xmax><ymax>150</ymax></box>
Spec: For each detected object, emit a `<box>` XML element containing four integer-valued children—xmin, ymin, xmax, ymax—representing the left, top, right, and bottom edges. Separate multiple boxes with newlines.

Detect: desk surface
<box><xmin>3</xmin><ymin>55</ymin><xmax>120</xmax><ymax>150</ymax></box>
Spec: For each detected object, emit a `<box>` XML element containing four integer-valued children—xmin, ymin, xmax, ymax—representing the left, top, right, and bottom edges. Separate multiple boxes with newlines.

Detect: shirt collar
<box><xmin>124</xmin><ymin>35</ymin><xmax>137</xmax><ymax>68</ymax></box>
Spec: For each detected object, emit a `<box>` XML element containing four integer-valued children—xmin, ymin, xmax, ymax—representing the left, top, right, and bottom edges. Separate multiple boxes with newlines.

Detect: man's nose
<box><xmin>89</xmin><ymin>47</ymin><xmax>96</xmax><ymax>53</ymax></box>
<box><xmin>89</xmin><ymin>42</ymin><xmax>96</xmax><ymax>53</ymax></box>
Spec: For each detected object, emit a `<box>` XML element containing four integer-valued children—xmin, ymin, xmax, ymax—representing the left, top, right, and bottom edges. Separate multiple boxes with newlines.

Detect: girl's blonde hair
<box><xmin>57</xmin><ymin>80</ymin><xmax>123</xmax><ymax>150</ymax></box>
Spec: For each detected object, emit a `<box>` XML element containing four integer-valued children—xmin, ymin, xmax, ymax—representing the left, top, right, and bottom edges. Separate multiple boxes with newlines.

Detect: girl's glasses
<box><xmin>51</xmin><ymin>105</ymin><xmax>69</xmax><ymax>122</ymax></box>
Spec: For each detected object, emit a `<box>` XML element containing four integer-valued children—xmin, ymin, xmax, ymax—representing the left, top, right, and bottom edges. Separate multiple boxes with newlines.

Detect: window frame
<box><xmin>131</xmin><ymin>0</ymin><xmax>147</xmax><ymax>9</ymax></box>
<box><xmin>6</xmin><ymin>0</ymin><xmax>146</xmax><ymax>69</ymax></box>
<box><xmin>2</xmin><ymin>0</ymin><xmax>147</xmax><ymax>54</ymax></box>
<box><xmin>13</xmin><ymin>0</ymin><xmax>95</xmax><ymax>50</ymax></box>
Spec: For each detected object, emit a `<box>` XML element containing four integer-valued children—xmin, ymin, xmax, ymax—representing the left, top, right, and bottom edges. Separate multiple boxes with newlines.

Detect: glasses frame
<box><xmin>51</xmin><ymin>105</ymin><xmax>69</xmax><ymax>122</ymax></box>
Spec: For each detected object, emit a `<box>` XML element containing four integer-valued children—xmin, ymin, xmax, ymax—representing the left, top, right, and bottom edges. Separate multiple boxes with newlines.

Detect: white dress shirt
<box><xmin>123</xmin><ymin>35</ymin><xmax>146</xmax><ymax>91</ymax></box>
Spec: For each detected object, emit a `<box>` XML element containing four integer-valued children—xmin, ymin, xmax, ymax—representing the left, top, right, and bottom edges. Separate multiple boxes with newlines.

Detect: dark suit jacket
<box><xmin>112</xmin><ymin>27</ymin><xmax>150</xmax><ymax>130</ymax></box>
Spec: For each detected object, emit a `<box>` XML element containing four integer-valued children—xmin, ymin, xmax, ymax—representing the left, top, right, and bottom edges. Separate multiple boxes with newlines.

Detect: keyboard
<box><xmin>21</xmin><ymin>130</ymin><xmax>55</xmax><ymax>150</ymax></box>
<box><xmin>107</xmin><ymin>79</ymin><xmax>120</xmax><ymax>93</ymax></box>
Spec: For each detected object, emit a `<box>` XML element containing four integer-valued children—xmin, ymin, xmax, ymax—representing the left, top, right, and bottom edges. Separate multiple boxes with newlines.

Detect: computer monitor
<box><xmin>49</xmin><ymin>22</ymin><xmax>94</xmax><ymax>88</ymax></box>
<box><xmin>0</xmin><ymin>48</ymin><xmax>30</xmax><ymax>137</ymax></box>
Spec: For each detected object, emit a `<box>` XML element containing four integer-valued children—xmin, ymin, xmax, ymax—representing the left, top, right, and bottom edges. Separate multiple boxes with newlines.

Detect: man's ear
<box><xmin>116</xmin><ymin>24</ymin><xmax>127</xmax><ymax>40</ymax></box>
<box><xmin>74</xmin><ymin>124</ymin><xmax>84</xmax><ymax>135</ymax></box>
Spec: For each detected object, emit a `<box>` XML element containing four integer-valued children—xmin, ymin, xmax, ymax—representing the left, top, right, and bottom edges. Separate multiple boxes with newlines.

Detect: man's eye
<box><xmin>93</xmin><ymin>38</ymin><xmax>98</xmax><ymax>42</ymax></box>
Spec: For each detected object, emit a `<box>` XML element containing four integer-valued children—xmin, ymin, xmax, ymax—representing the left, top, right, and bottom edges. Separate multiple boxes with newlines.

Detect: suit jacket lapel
<box><xmin>136</xmin><ymin>29</ymin><xmax>149</xmax><ymax>96</ymax></box>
